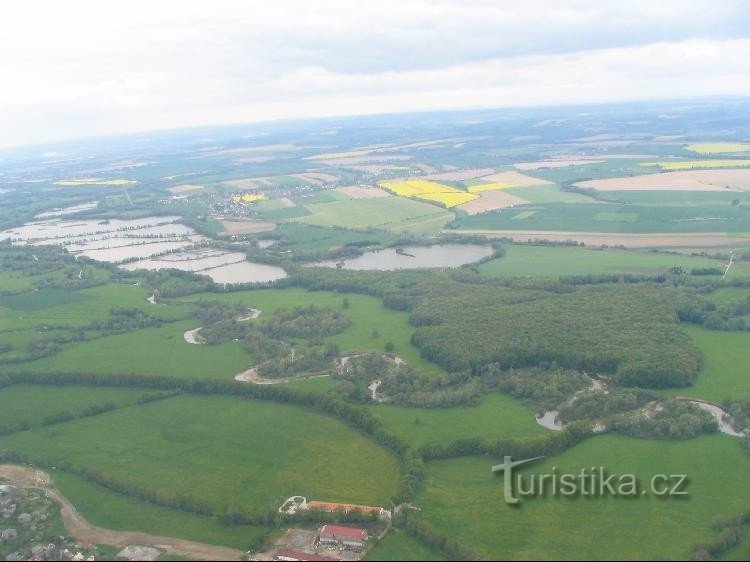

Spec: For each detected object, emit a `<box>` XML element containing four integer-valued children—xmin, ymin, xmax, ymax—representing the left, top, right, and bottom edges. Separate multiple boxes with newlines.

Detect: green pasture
<box><xmin>0</xmin><ymin>394</ymin><xmax>400</xmax><ymax>511</ymax></box>
<box><xmin>415</xmin><ymin>434</ymin><xmax>750</xmax><ymax>560</ymax></box>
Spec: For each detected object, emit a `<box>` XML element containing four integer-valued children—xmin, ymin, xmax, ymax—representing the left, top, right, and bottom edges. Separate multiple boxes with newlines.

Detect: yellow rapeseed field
<box><xmin>232</xmin><ymin>193</ymin><xmax>268</xmax><ymax>204</ymax></box>
<box><xmin>380</xmin><ymin>180</ymin><xmax>477</xmax><ymax>208</ymax></box>
<box><xmin>686</xmin><ymin>143</ymin><xmax>750</xmax><ymax>155</ymax></box>
<box><xmin>643</xmin><ymin>160</ymin><xmax>750</xmax><ymax>171</ymax></box>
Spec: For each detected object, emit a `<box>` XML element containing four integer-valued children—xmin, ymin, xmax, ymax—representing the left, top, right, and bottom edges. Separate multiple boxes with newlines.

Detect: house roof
<box><xmin>319</xmin><ymin>524</ymin><xmax>367</xmax><ymax>541</ymax></box>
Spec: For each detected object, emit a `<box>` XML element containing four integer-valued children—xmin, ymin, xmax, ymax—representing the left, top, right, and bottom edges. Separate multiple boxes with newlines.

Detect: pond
<box><xmin>311</xmin><ymin>244</ymin><xmax>494</xmax><ymax>271</ymax></box>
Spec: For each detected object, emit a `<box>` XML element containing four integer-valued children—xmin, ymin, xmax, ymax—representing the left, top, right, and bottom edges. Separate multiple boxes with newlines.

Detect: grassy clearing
<box><xmin>707</xmin><ymin>287</ymin><xmax>750</xmax><ymax>305</ymax></box>
<box><xmin>416</xmin><ymin>434</ymin><xmax>750</xmax><ymax>560</ymax></box>
<box><xmin>367</xmin><ymin>393</ymin><xmax>544</xmax><ymax>448</ymax></box>
<box><xmin>51</xmin><ymin>471</ymin><xmax>267</xmax><ymax>550</ymax></box>
<box><xmin>478</xmin><ymin>245</ymin><xmax>722</xmax><ymax>278</ymax></box>
<box><xmin>505</xmin><ymin>185</ymin><xmax>598</xmax><ymax>204</ymax></box>
<box><xmin>0</xmin><ymin>384</ymin><xmax>146</xmax><ymax>428</ymax></box>
<box><xmin>660</xmin><ymin>326</ymin><xmax>750</xmax><ymax>402</ymax></box>
<box><xmin>179</xmin><ymin>288</ymin><xmax>446</xmax><ymax>376</ymax></box>
<box><xmin>365</xmin><ymin>530</ymin><xmax>445</xmax><ymax>561</ymax></box>
<box><xmin>290</xmin><ymin>197</ymin><xmax>450</xmax><ymax>230</ymax></box>
<box><xmin>0</xmin><ymin>283</ymin><xmax>186</xmax><ymax>327</ymax></box>
<box><xmin>0</xmin><ymin>394</ymin><xmax>400</xmax><ymax>510</ymax></box>
<box><xmin>2</xmin><ymin>319</ymin><xmax>252</xmax><ymax>379</ymax></box>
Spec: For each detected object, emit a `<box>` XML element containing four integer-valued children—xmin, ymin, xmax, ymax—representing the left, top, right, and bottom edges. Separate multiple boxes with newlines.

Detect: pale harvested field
<box><xmin>220</xmin><ymin>219</ymin><xmax>277</xmax><ymax>235</ymax></box>
<box><xmin>480</xmin><ymin>170</ymin><xmax>553</xmax><ymax>186</ymax></box>
<box><xmin>453</xmin><ymin>229</ymin><xmax>742</xmax><ymax>248</ymax></box>
<box><xmin>293</xmin><ymin>172</ymin><xmax>339</xmax><ymax>185</ymax></box>
<box><xmin>336</xmin><ymin>186</ymin><xmax>392</xmax><ymax>199</ymax></box>
<box><xmin>222</xmin><ymin>177</ymin><xmax>274</xmax><ymax>190</ymax></box>
<box><xmin>317</xmin><ymin>154</ymin><xmax>412</xmax><ymax>166</ymax></box>
<box><xmin>422</xmin><ymin>168</ymin><xmax>495</xmax><ymax>181</ymax></box>
<box><xmin>167</xmin><ymin>184</ymin><xmax>205</xmax><ymax>194</ymax></box>
<box><xmin>515</xmin><ymin>159</ymin><xmax>605</xmax><ymax>170</ymax></box>
<box><xmin>457</xmin><ymin>191</ymin><xmax>530</xmax><ymax>214</ymax></box>
<box><xmin>575</xmin><ymin>169</ymin><xmax>750</xmax><ymax>191</ymax></box>
<box><xmin>346</xmin><ymin>164</ymin><xmax>409</xmax><ymax>174</ymax></box>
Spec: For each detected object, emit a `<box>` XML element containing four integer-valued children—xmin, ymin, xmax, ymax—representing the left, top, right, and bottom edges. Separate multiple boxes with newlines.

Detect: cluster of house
<box><xmin>273</xmin><ymin>524</ymin><xmax>370</xmax><ymax>561</ymax></box>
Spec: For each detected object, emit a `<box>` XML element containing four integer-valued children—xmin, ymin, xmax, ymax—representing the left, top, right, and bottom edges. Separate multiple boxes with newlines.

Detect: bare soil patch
<box><xmin>458</xmin><ymin>191</ymin><xmax>530</xmax><ymax>214</ymax></box>
<box><xmin>575</xmin><ymin>169</ymin><xmax>750</xmax><ymax>191</ymax></box>
<box><xmin>480</xmin><ymin>170</ymin><xmax>553</xmax><ymax>186</ymax></box>
<box><xmin>422</xmin><ymin>168</ymin><xmax>495</xmax><ymax>181</ymax></box>
<box><xmin>336</xmin><ymin>186</ymin><xmax>391</xmax><ymax>199</ymax></box>
<box><xmin>167</xmin><ymin>184</ymin><xmax>205</xmax><ymax>194</ymax></box>
<box><xmin>293</xmin><ymin>172</ymin><xmax>339</xmax><ymax>185</ymax></box>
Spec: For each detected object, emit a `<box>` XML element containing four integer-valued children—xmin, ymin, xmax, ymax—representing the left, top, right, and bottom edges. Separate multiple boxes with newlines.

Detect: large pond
<box><xmin>311</xmin><ymin>244</ymin><xmax>494</xmax><ymax>271</ymax></box>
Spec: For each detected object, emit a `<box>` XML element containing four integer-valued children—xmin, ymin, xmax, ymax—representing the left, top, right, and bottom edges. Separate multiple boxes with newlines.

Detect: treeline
<box><xmin>692</xmin><ymin>510</ymin><xmax>750</xmax><ymax>561</ymax></box>
<box><xmin>395</xmin><ymin>513</ymin><xmax>481</xmax><ymax>561</ymax></box>
<box><xmin>609</xmin><ymin>400</ymin><xmax>718</xmax><ymax>440</ymax></box>
<box><xmin>679</xmin><ymin>296</ymin><xmax>750</xmax><ymax>332</ymax></box>
<box><xmin>419</xmin><ymin>423</ymin><xmax>592</xmax><ymax>461</ymax></box>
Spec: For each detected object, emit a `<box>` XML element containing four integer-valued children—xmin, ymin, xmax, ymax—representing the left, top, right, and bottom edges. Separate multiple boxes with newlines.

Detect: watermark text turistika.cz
<box><xmin>492</xmin><ymin>456</ymin><xmax>689</xmax><ymax>505</ymax></box>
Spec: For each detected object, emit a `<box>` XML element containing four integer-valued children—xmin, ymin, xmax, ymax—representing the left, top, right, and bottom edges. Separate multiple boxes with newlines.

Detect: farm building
<box><xmin>317</xmin><ymin>524</ymin><xmax>368</xmax><ymax>551</ymax></box>
<box><xmin>307</xmin><ymin>500</ymin><xmax>388</xmax><ymax>519</ymax></box>
<box><xmin>274</xmin><ymin>549</ymin><xmax>337</xmax><ymax>562</ymax></box>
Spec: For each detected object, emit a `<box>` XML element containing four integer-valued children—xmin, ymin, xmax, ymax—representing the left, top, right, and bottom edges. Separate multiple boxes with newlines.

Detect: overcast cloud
<box><xmin>1</xmin><ymin>0</ymin><xmax>749</xmax><ymax>148</ymax></box>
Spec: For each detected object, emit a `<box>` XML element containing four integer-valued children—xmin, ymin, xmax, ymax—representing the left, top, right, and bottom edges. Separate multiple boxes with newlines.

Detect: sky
<box><xmin>1</xmin><ymin>0</ymin><xmax>750</xmax><ymax>148</ymax></box>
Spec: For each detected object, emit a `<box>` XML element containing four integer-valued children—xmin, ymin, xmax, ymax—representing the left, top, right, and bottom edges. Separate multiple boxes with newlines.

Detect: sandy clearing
<box><xmin>335</xmin><ymin>186</ymin><xmax>391</xmax><ymax>199</ymax></box>
<box><xmin>575</xmin><ymin>169</ymin><xmax>750</xmax><ymax>191</ymax></box>
<box><xmin>515</xmin><ymin>159</ymin><xmax>605</xmax><ymax>170</ymax></box>
<box><xmin>220</xmin><ymin>220</ymin><xmax>277</xmax><ymax>235</ymax></box>
<box><xmin>452</xmin><ymin>229</ymin><xmax>743</xmax><ymax>248</ymax></box>
<box><xmin>457</xmin><ymin>191</ymin><xmax>530</xmax><ymax>214</ymax></box>
<box><xmin>184</xmin><ymin>327</ymin><xmax>203</xmax><ymax>344</ymax></box>
<box><xmin>0</xmin><ymin>465</ymin><xmax>246</xmax><ymax>561</ymax></box>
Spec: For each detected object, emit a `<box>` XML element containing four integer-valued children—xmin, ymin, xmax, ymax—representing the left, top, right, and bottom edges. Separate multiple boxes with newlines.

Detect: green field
<box><xmin>456</xmin><ymin>202</ymin><xmax>750</xmax><ymax>233</ymax></box>
<box><xmin>415</xmin><ymin>434</ymin><xmax>750</xmax><ymax>560</ymax></box>
<box><xmin>365</xmin><ymin>530</ymin><xmax>445</xmax><ymax>561</ymax></box>
<box><xmin>52</xmin><ymin>471</ymin><xmax>267</xmax><ymax>550</ymax></box>
<box><xmin>289</xmin><ymin>197</ymin><xmax>451</xmax><ymax>232</ymax></box>
<box><xmin>0</xmin><ymin>394</ymin><xmax>400</xmax><ymax>510</ymax></box>
<box><xmin>506</xmin><ymin>185</ymin><xmax>598</xmax><ymax>204</ymax></box>
<box><xmin>1</xmin><ymin>319</ymin><xmax>252</xmax><ymax>379</ymax></box>
<box><xmin>367</xmin><ymin>393</ymin><xmax>545</xmax><ymax>447</ymax></box>
<box><xmin>478</xmin><ymin>245</ymin><xmax>722</xmax><ymax>278</ymax></box>
<box><xmin>0</xmin><ymin>384</ymin><xmax>146</xmax><ymax>428</ymax></box>
<box><xmin>662</xmin><ymin>326</ymin><xmax>750</xmax><ymax>402</ymax></box>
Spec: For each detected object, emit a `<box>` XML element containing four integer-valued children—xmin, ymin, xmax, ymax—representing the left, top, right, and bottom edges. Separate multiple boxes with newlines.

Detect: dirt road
<box><xmin>0</xmin><ymin>464</ymin><xmax>247</xmax><ymax>561</ymax></box>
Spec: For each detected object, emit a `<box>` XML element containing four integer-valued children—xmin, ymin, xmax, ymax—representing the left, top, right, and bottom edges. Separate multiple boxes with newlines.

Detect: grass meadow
<box><xmin>367</xmin><ymin>393</ymin><xmax>545</xmax><ymax>448</ymax></box>
<box><xmin>0</xmin><ymin>394</ymin><xmax>400</xmax><ymax>511</ymax></box>
<box><xmin>365</xmin><ymin>530</ymin><xmax>445</xmax><ymax>561</ymax></box>
<box><xmin>415</xmin><ymin>434</ymin><xmax>750</xmax><ymax>560</ymax></box>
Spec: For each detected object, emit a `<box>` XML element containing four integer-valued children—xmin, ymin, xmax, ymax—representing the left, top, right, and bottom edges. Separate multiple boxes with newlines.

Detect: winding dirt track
<box><xmin>0</xmin><ymin>464</ymin><xmax>246</xmax><ymax>561</ymax></box>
